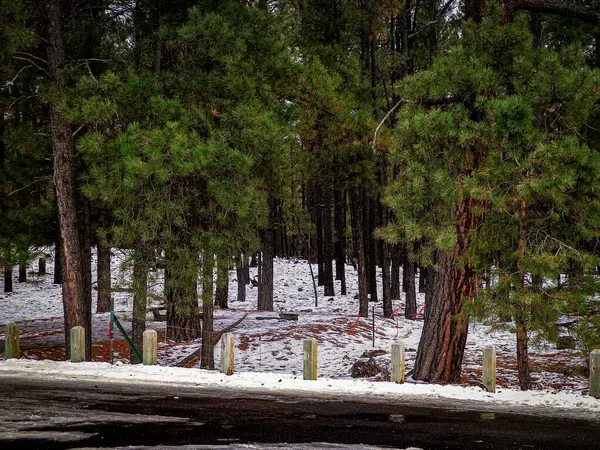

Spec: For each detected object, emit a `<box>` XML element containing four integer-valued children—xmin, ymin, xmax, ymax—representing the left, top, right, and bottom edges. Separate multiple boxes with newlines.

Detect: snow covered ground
<box><xmin>0</xmin><ymin>248</ymin><xmax>597</xmax><ymax>415</ymax></box>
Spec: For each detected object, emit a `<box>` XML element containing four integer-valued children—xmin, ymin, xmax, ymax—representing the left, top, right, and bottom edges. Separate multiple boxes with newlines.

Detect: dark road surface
<box><xmin>0</xmin><ymin>376</ymin><xmax>598</xmax><ymax>450</ymax></box>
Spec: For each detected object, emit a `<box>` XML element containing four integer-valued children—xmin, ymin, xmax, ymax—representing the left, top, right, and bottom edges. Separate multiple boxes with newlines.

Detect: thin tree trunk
<box><xmin>404</xmin><ymin>246</ymin><xmax>417</xmax><ymax>319</ymax></box>
<box><xmin>96</xmin><ymin>241</ymin><xmax>111</xmax><ymax>313</ymax></box>
<box><xmin>334</xmin><ymin>189</ymin><xmax>347</xmax><ymax>295</ymax></box>
<box><xmin>322</xmin><ymin>183</ymin><xmax>335</xmax><ymax>297</ymax></box>
<box><xmin>131</xmin><ymin>248</ymin><xmax>148</xmax><ymax>364</ymax></box>
<box><xmin>516</xmin><ymin>314</ymin><xmax>530</xmax><ymax>390</ymax></box>
<box><xmin>351</xmin><ymin>189</ymin><xmax>368</xmax><ymax>317</ymax></box>
<box><xmin>391</xmin><ymin>246</ymin><xmax>400</xmax><ymax>299</ymax></box>
<box><xmin>316</xmin><ymin>183</ymin><xmax>325</xmax><ymax>286</ymax></box>
<box><xmin>4</xmin><ymin>268</ymin><xmax>12</xmax><ymax>293</ymax></box>
<box><xmin>215</xmin><ymin>259</ymin><xmax>229</xmax><ymax>309</ymax></box>
<box><xmin>258</xmin><ymin>195</ymin><xmax>275</xmax><ymax>311</ymax></box>
<box><xmin>201</xmin><ymin>253</ymin><xmax>215</xmax><ymax>369</ymax></box>
<box><xmin>419</xmin><ymin>265</ymin><xmax>427</xmax><ymax>294</ymax></box>
<box><xmin>236</xmin><ymin>253</ymin><xmax>246</xmax><ymax>302</ymax></box>
<box><xmin>382</xmin><ymin>241</ymin><xmax>392</xmax><ymax>317</ymax></box>
<box><xmin>47</xmin><ymin>0</ymin><xmax>87</xmax><ymax>359</ymax></box>
<box><xmin>39</xmin><ymin>258</ymin><xmax>47</xmax><ymax>275</ymax></box>
<box><xmin>18</xmin><ymin>263</ymin><xmax>27</xmax><ymax>283</ymax></box>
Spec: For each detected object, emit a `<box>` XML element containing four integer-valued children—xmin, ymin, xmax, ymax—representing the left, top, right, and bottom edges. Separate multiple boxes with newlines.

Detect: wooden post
<box><xmin>483</xmin><ymin>346</ymin><xmax>496</xmax><ymax>393</ymax></box>
<box><xmin>70</xmin><ymin>326</ymin><xmax>85</xmax><ymax>362</ymax></box>
<box><xmin>143</xmin><ymin>329</ymin><xmax>157</xmax><ymax>366</ymax></box>
<box><xmin>590</xmin><ymin>349</ymin><xmax>600</xmax><ymax>399</ymax></box>
<box><xmin>303</xmin><ymin>338</ymin><xmax>318</xmax><ymax>380</ymax></box>
<box><xmin>220</xmin><ymin>333</ymin><xmax>235</xmax><ymax>375</ymax></box>
<box><xmin>391</xmin><ymin>341</ymin><xmax>405</xmax><ymax>383</ymax></box>
<box><xmin>5</xmin><ymin>322</ymin><xmax>20</xmax><ymax>359</ymax></box>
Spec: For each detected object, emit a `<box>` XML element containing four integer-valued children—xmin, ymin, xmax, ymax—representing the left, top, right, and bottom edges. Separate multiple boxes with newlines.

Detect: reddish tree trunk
<box><xmin>413</xmin><ymin>197</ymin><xmax>483</xmax><ymax>382</ymax></box>
<box><xmin>47</xmin><ymin>0</ymin><xmax>88</xmax><ymax>359</ymax></box>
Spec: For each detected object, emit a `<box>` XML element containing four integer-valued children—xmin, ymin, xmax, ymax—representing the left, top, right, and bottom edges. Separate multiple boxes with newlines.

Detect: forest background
<box><xmin>2</xmin><ymin>0</ymin><xmax>600</xmax><ymax>392</ymax></box>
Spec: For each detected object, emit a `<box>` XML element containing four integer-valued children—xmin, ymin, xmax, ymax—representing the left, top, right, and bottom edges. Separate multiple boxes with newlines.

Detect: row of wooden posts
<box><xmin>3</xmin><ymin>322</ymin><xmax>600</xmax><ymax>398</ymax></box>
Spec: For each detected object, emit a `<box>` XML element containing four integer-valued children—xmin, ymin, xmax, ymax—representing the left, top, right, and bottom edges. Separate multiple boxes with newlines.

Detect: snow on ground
<box><xmin>0</xmin><ymin>358</ymin><xmax>598</xmax><ymax>415</ymax></box>
<box><xmin>0</xmin><ymin>248</ymin><xmax>596</xmax><ymax>412</ymax></box>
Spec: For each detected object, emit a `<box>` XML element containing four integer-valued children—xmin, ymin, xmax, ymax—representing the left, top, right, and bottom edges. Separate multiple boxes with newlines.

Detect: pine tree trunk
<box><xmin>54</xmin><ymin>235</ymin><xmax>63</xmax><ymax>284</ymax></box>
<box><xmin>96</xmin><ymin>242</ymin><xmax>111</xmax><ymax>313</ymax></box>
<box><xmin>413</xmin><ymin>195</ymin><xmax>483</xmax><ymax>382</ymax></box>
<box><xmin>404</xmin><ymin>246</ymin><xmax>417</xmax><ymax>319</ymax></box>
<box><xmin>258</xmin><ymin>195</ymin><xmax>275</xmax><ymax>311</ymax></box>
<box><xmin>382</xmin><ymin>242</ymin><xmax>393</xmax><ymax>317</ymax></box>
<box><xmin>131</xmin><ymin>248</ymin><xmax>148</xmax><ymax>364</ymax></box>
<box><xmin>18</xmin><ymin>263</ymin><xmax>27</xmax><ymax>283</ymax></box>
<box><xmin>419</xmin><ymin>265</ymin><xmax>427</xmax><ymax>293</ymax></box>
<box><xmin>79</xmin><ymin>202</ymin><xmax>93</xmax><ymax>360</ymax></box>
<box><xmin>39</xmin><ymin>258</ymin><xmax>47</xmax><ymax>275</ymax></box>
<box><xmin>322</xmin><ymin>183</ymin><xmax>335</xmax><ymax>297</ymax></box>
<box><xmin>316</xmin><ymin>183</ymin><xmax>325</xmax><ymax>286</ymax></box>
<box><xmin>391</xmin><ymin>247</ymin><xmax>400</xmax><ymax>299</ymax></box>
<box><xmin>215</xmin><ymin>259</ymin><xmax>229</xmax><ymax>309</ymax></box>
<box><xmin>236</xmin><ymin>253</ymin><xmax>246</xmax><ymax>302</ymax></box>
<box><xmin>165</xmin><ymin>247</ymin><xmax>201</xmax><ymax>341</ymax></box>
<box><xmin>47</xmin><ymin>0</ymin><xmax>87</xmax><ymax>358</ymax></box>
<box><xmin>4</xmin><ymin>268</ymin><xmax>12</xmax><ymax>293</ymax></box>
<box><xmin>244</xmin><ymin>254</ymin><xmax>250</xmax><ymax>283</ymax></box>
<box><xmin>516</xmin><ymin>314</ymin><xmax>531</xmax><ymax>390</ymax></box>
<box><xmin>351</xmin><ymin>189</ymin><xmax>368</xmax><ymax>317</ymax></box>
<box><xmin>334</xmin><ymin>189</ymin><xmax>347</xmax><ymax>295</ymax></box>
<box><xmin>201</xmin><ymin>253</ymin><xmax>215</xmax><ymax>369</ymax></box>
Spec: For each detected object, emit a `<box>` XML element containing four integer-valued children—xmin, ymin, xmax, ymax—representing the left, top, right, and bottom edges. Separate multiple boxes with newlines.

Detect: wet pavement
<box><xmin>0</xmin><ymin>376</ymin><xmax>598</xmax><ymax>449</ymax></box>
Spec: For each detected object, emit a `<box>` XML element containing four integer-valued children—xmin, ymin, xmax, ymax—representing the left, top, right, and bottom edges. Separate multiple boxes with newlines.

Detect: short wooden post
<box><xmin>483</xmin><ymin>346</ymin><xmax>496</xmax><ymax>393</ymax></box>
<box><xmin>391</xmin><ymin>341</ymin><xmax>405</xmax><ymax>383</ymax></box>
<box><xmin>303</xmin><ymin>338</ymin><xmax>318</xmax><ymax>380</ymax></box>
<box><xmin>70</xmin><ymin>326</ymin><xmax>85</xmax><ymax>362</ymax></box>
<box><xmin>5</xmin><ymin>322</ymin><xmax>20</xmax><ymax>359</ymax></box>
<box><xmin>143</xmin><ymin>329</ymin><xmax>157</xmax><ymax>365</ymax></box>
<box><xmin>220</xmin><ymin>333</ymin><xmax>235</xmax><ymax>375</ymax></box>
<box><xmin>590</xmin><ymin>349</ymin><xmax>600</xmax><ymax>399</ymax></box>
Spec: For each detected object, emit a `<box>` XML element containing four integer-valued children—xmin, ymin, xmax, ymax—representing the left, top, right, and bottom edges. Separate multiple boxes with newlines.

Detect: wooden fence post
<box><xmin>590</xmin><ymin>349</ymin><xmax>600</xmax><ymax>399</ymax></box>
<box><xmin>143</xmin><ymin>329</ymin><xmax>157</xmax><ymax>365</ymax></box>
<box><xmin>70</xmin><ymin>326</ymin><xmax>85</xmax><ymax>362</ymax></box>
<box><xmin>391</xmin><ymin>341</ymin><xmax>405</xmax><ymax>383</ymax></box>
<box><xmin>5</xmin><ymin>322</ymin><xmax>20</xmax><ymax>359</ymax></box>
<box><xmin>220</xmin><ymin>333</ymin><xmax>235</xmax><ymax>375</ymax></box>
<box><xmin>303</xmin><ymin>338</ymin><xmax>318</xmax><ymax>380</ymax></box>
<box><xmin>483</xmin><ymin>346</ymin><xmax>496</xmax><ymax>393</ymax></box>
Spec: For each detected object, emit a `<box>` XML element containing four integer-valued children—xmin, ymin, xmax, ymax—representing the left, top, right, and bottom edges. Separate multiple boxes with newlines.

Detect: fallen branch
<box><xmin>175</xmin><ymin>313</ymin><xmax>248</xmax><ymax>368</ymax></box>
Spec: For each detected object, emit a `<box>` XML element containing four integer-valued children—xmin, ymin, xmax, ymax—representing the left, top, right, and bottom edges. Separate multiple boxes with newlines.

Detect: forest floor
<box><xmin>0</xmin><ymin>248</ymin><xmax>591</xmax><ymax>395</ymax></box>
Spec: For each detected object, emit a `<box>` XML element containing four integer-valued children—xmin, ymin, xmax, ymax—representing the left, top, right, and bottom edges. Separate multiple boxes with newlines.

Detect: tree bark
<box><xmin>201</xmin><ymin>253</ymin><xmax>215</xmax><ymax>369</ymax></box>
<box><xmin>334</xmin><ymin>189</ymin><xmax>347</xmax><ymax>295</ymax></box>
<box><xmin>3</xmin><ymin>268</ymin><xmax>12</xmax><ymax>293</ymax></box>
<box><xmin>39</xmin><ymin>258</ymin><xmax>47</xmax><ymax>275</ymax></box>
<box><xmin>322</xmin><ymin>182</ymin><xmax>335</xmax><ymax>297</ymax></box>
<box><xmin>351</xmin><ymin>189</ymin><xmax>369</xmax><ymax>317</ymax></box>
<box><xmin>391</xmin><ymin>246</ymin><xmax>401</xmax><ymax>299</ymax></box>
<box><xmin>215</xmin><ymin>259</ymin><xmax>229</xmax><ymax>309</ymax></box>
<box><xmin>516</xmin><ymin>314</ymin><xmax>531</xmax><ymax>390</ymax></box>
<box><xmin>404</xmin><ymin>246</ymin><xmax>417</xmax><ymax>319</ymax></box>
<box><xmin>47</xmin><ymin>0</ymin><xmax>88</xmax><ymax>359</ymax></box>
<box><xmin>258</xmin><ymin>195</ymin><xmax>275</xmax><ymax>311</ymax></box>
<box><xmin>54</xmin><ymin>235</ymin><xmax>63</xmax><ymax>284</ymax></box>
<box><xmin>96</xmin><ymin>242</ymin><xmax>111</xmax><ymax>313</ymax></box>
<box><xmin>131</xmin><ymin>248</ymin><xmax>148</xmax><ymax>364</ymax></box>
<box><xmin>316</xmin><ymin>183</ymin><xmax>325</xmax><ymax>286</ymax></box>
<box><xmin>18</xmin><ymin>263</ymin><xmax>27</xmax><ymax>283</ymax></box>
<box><xmin>236</xmin><ymin>253</ymin><xmax>246</xmax><ymax>302</ymax></box>
<box><xmin>413</xmin><ymin>196</ymin><xmax>483</xmax><ymax>382</ymax></box>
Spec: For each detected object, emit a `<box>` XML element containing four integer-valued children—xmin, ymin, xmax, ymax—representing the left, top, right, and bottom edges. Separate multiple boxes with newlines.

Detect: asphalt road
<box><xmin>0</xmin><ymin>376</ymin><xmax>598</xmax><ymax>450</ymax></box>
